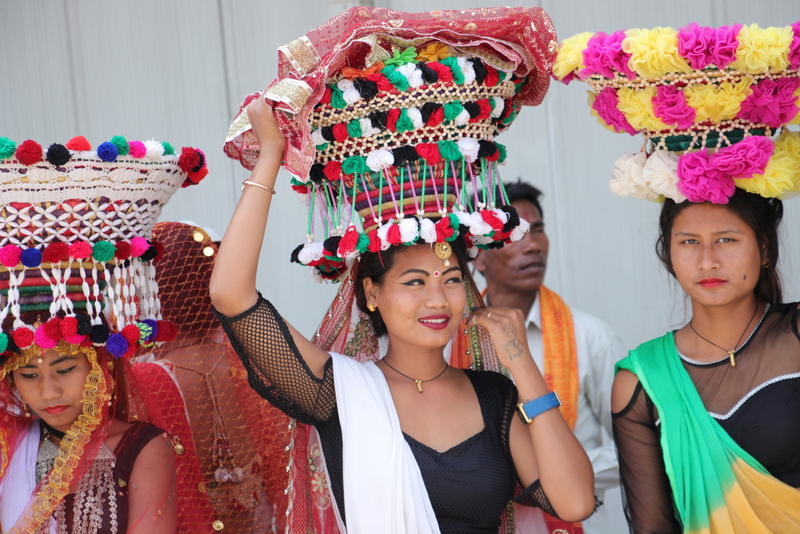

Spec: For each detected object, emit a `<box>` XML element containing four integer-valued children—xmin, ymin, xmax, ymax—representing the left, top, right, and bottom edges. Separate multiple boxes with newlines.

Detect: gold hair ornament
<box><xmin>433</xmin><ymin>242</ymin><xmax>452</xmax><ymax>267</ymax></box>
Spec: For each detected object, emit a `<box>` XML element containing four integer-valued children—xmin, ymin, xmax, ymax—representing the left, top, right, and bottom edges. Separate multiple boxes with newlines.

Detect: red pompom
<box><xmin>427</xmin><ymin>107</ymin><xmax>445</xmax><ymax>127</ymax></box>
<box><xmin>367</xmin><ymin>230</ymin><xmax>381</xmax><ymax>253</ymax></box>
<box><xmin>59</xmin><ymin>316</ymin><xmax>80</xmax><ymax>341</ymax></box>
<box><xmin>323</xmin><ymin>161</ymin><xmax>343</xmax><ymax>182</ymax></box>
<box><xmin>121</xmin><ymin>324</ymin><xmax>141</xmax><ymax>345</ymax></box>
<box><xmin>42</xmin><ymin>242</ymin><xmax>70</xmax><ymax>264</ymax></box>
<box><xmin>177</xmin><ymin>147</ymin><xmax>200</xmax><ymax>173</ymax></box>
<box><xmin>386</xmin><ymin>108</ymin><xmax>401</xmax><ymax>131</ymax></box>
<box><xmin>484</xmin><ymin>148</ymin><xmax>501</xmax><ymax>162</ymax></box>
<box><xmin>154</xmin><ymin>321</ymin><xmax>177</xmax><ymax>342</ymax></box>
<box><xmin>476</xmin><ymin>99</ymin><xmax>492</xmax><ymax>120</ymax></box>
<box><xmin>416</xmin><ymin>143</ymin><xmax>442</xmax><ymax>166</ymax></box>
<box><xmin>68</xmin><ymin>241</ymin><xmax>92</xmax><ymax>259</ymax></box>
<box><xmin>435</xmin><ymin>217</ymin><xmax>454</xmax><ymax>241</ymax></box>
<box><xmin>114</xmin><ymin>241</ymin><xmax>131</xmax><ymax>260</ymax></box>
<box><xmin>187</xmin><ymin>166</ymin><xmax>208</xmax><ymax>184</ymax></box>
<box><xmin>15</xmin><ymin>140</ymin><xmax>43</xmax><ymax>166</ymax></box>
<box><xmin>337</xmin><ymin>225</ymin><xmax>360</xmax><ymax>257</ymax></box>
<box><xmin>332</xmin><ymin>123</ymin><xmax>349</xmax><ymax>142</ymax></box>
<box><xmin>480</xmin><ymin>210</ymin><xmax>505</xmax><ymax>231</ymax></box>
<box><xmin>367</xmin><ymin>73</ymin><xmax>394</xmax><ymax>93</ymax></box>
<box><xmin>484</xmin><ymin>65</ymin><xmax>500</xmax><ymax>87</ymax></box>
<box><xmin>427</xmin><ymin>62</ymin><xmax>453</xmax><ymax>83</ymax></box>
<box><xmin>43</xmin><ymin>318</ymin><xmax>62</xmax><ymax>341</ymax></box>
<box><xmin>319</xmin><ymin>86</ymin><xmax>333</xmax><ymax>105</ymax></box>
<box><xmin>11</xmin><ymin>327</ymin><xmax>34</xmax><ymax>349</ymax></box>
<box><xmin>65</xmin><ymin>136</ymin><xmax>91</xmax><ymax>151</ymax></box>
<box><xmin>386</xmin><ymin>224</ymin><xmax>402</xmax><ymax>245</ymax></box>
<box><xmin>153</xmin><ymin>241</ymin><xmax>166</xmax><ymax>263</ymax></box>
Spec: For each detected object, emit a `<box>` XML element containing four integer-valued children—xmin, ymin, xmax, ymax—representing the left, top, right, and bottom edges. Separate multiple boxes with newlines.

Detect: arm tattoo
<box><xmin>502</xmin><ymin>323</ymin><xmax>524</xmax><ymax>360</ymax></box>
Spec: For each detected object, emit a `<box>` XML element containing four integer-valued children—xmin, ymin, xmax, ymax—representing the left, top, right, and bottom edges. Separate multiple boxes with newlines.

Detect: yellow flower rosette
<box><xmin>553</xmin><ymin>32</ymin><xmax>593</xmax><ymax>81</ymax></box>
<box><xmin>735</xmin><ymin>131</ymin><xmax>800</xmax><ymax>199</ymax></box>
<box><xmin>623</xmin><ymin>27</ymin><xmax>692</xmax><ymax>79</ymax></box>
<box><xmin>730</xmin><ymin>24</ymin><xmax>793</xmax><ymax>74</ymax></box>
<box><xmin>684</xmin><ymin>79</ymin><xmax>753</xmax><ymax>123</ymax></box>
<box><xmin>617</xmin><ymin>87</ymin><xmax>669</xmax><ymax>131</ymax></box>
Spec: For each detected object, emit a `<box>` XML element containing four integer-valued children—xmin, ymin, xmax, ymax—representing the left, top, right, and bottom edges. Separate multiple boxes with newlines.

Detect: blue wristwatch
<box><xmin>517</xmin><ymin>391</ymin><xmax>561</xmax><ymax>424</ymax></box>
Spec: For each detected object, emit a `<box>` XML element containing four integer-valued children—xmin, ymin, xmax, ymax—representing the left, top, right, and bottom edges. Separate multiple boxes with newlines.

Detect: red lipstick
<box><xmin>699</xmin><ymin>278</ymin><xmax>725</xmax><ymax>288</ymax></box>
<box><xmin>418</xmin><ymin>315</ymin><xmax>450</xmax><ymax>330</ymax></box>
<box><xmin>43</xmin><ymin>405</ymin><xmax>69</xmax><ymax>415</ymax></box>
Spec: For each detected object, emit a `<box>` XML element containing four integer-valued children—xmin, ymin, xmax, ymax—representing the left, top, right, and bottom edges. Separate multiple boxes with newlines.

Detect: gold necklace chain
<box><xmin>689</xmin><ymin>303</ymin><xmax>759</xmax><ymax>367</ymax></box>
<box><xmin>381</xmin><ymin>358</ymin><xmax>449</xmax><ymax>393</ymax></box>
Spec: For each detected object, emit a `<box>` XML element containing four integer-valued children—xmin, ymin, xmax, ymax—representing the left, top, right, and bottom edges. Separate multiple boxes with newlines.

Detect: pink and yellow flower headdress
<box><xmin>554</xmin><ymin>22</ymin><xmax>800</xmax><ymax>203</ymax></box>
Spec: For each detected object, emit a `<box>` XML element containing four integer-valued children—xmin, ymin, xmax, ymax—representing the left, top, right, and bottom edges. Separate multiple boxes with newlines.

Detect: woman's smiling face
<box><xmin>11</xmin><ymin>348</ymin><xmax>92</xmax><ymax>433</ymax></box>
<box><xmin>364</xmin><ymin>244</ymin><xmax>467</xmax><ymax>352</ymax></box>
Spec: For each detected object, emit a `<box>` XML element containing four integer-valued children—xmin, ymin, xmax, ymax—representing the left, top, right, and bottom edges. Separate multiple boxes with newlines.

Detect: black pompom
<box><xmin>76</xmin><ymin>314</ymin><xmax>92</xmax><ymax>335</ymax></box>
<box><xmin>477</xmin><ymin>140</ymin><xmax>497</xmax><ymax>159</ymax></box>
<box><xmin>368</xmin><ymin>111</ymin><xmax>388</xmax><ymax>130</ymax></box>
<box><xmin>420</xmin><ymin>102</ymin><xmax>440</xmax><ymax>124</ymax></box>
<box><xmin>46</xmin><ymin>143</ymin><xmax>71</xmax><ymax>166</ymax></box>
<box><xmin>140</xmin><ymin>244</ymin><xmax>158</xmax><ymax>262</ymax></box>
<box><xmin>417</xmin><ymin>62</ymin><xmax>439</xmax><ymax>84</ymax></box>
<box><xmin>290</xmin><ymin>243</ymin><xmax>304</xmax><ymax>264</ymax></box>
<box><xmin>499</xmin><ymin>204</ymin><xmax>520</xmax><ymax>233</ymax></box>
<box><xmin>90</xmin><ymin>324</ymin><xmax>110</xmax><ymax>344</ymax></box>
<box><xmin>392</xmin><ymin>147</ymin><xmax>408</xmax><ymax>166</ymax></box>
<box><xmin>469</xmin><ymin>58</ymin><xmax>487</xmax><ymax>85</ymax></box>
<box><xmin>320</xmin><ymin>126</ymin><xmax>335</xmax><ymax>142</ymax></box>
<box><xmin>398</xmin><ymin>145</ymin><xmax>419</xmax><ymax>162</ymax></box>
<box><xmin>463</xmin><ymin>102</ymin><xmax>481</xmax><ymax>119</ymax></box>
<box><xmin>309</xmin><ymin>163</ymin><xmax>326</xmax><ymax>184</ymax></box>
<box><xmin>353</xmin><ymin>78</ymin><xmax>378</xmax><ymax>101</ymax></box>
<box><xmin>323</xmin><ymin>236</ymin><xmax>342</xmax><ymax>256</ymax></box>
<box><xmin>191</xmin><ymin>151</ymin><xmax>205</xmax><ymax>173</ymax></box>
<box><xmin>5</xmin><ymin>335</ymin><xmax>19</xmax><ymax>354</ymax></box>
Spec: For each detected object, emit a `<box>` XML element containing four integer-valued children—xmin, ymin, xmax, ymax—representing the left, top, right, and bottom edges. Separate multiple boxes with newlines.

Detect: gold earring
<box><xmin>22</xmin><ymin>401</ymin><xmax>31</xmax><ymax>418</ymax></box>
<box><xmin>762</xmin><ymin>260</ymin><xmax>770</xmax><ymax>269</ymax></box>
<box><xmin>367</xmin><ymin>303</ymin><xmax>376</xmax><ymax>312</ymax></box>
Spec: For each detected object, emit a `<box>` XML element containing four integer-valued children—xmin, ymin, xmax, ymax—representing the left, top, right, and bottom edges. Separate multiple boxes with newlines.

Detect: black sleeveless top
<box><xmin>217</xmin><ymin>296</ymin><xmax>559</xmax><ymax>532</ymax></box>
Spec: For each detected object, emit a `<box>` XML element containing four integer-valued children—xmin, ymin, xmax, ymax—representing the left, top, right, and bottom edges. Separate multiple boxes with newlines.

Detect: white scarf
<box><xmin>0</xmin><ymin>421</ymin><xmax>57</xmax><ymax>534</ymax></box>
<box><xmin>329</xmin><ymin>352</ymin><xmax>440</xmax><ymax>534</ymax></box>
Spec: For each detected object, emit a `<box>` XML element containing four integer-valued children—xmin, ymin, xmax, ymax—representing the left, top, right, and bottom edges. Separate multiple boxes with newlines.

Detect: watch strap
<box><xmin>517</xmin><ymin>391</ymin><xmax>561</xmax><ymax>424</ymax></box>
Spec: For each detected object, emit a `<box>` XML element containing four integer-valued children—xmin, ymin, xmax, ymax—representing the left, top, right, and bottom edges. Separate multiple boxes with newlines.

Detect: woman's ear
<box><xmin>363</xmin><ymin>277</ymin><xmax>379</xmax><ymax>305</ymax></box>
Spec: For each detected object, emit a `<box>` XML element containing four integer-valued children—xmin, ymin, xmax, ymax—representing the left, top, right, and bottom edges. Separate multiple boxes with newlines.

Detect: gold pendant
<box><xmin>415</xmin><ymin>380</ymin><xmax>424</xmax><ymax>393</ymax></box>
<box><xmin>728</xmin><ymin>350</ymin><xmax>736</xmax><ymax>367</ymax></box>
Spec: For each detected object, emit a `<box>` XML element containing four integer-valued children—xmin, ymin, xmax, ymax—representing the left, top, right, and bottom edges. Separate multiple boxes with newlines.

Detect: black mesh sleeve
<box><xmin>214</xmin><ymin>295</ymin><xmax>336</xmax><ymax>425</ymax></box>
<box><xmin>612</xmin><ymin>382</ymin><xmax>682</xmax><ymax>534</ymax></box>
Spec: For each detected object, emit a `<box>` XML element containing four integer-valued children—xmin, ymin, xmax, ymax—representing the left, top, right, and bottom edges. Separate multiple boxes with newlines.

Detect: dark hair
<box><xmin>656</xmin><ymin>189</ymin><xmax>784</xmax><ymax>303</ymax></box>
<box><xmin>504</xmin><ymin>180</ymin><xmax>544</xmax><ymax>221</ymax></box>
<box><xmin>355</xmin><ymin>235</ymin><xmax>473</xmax><ymax>337</ymax></box>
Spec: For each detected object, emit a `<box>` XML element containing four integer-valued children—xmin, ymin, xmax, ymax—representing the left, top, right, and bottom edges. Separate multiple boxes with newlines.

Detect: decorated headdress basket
<box><xmin>225</xmin><ymin>6</ymin><xmax>558</xmax><ymax>281</ymax></box>
<box><xmin>0</xmin><ymin>135</ymin><xmax>208</xmax><ymax>366</ymax></box>
<box><xmin>553</xmin><ymin>22</ymin><xmax>800</xmax><ymax>203</ymax></box>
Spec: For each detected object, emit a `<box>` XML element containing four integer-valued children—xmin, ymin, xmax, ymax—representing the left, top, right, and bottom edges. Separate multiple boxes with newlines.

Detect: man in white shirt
<box><xmin>473</xmin><ymin>181</ymin><xmax>627</xmax><ymax>534</ymax></box>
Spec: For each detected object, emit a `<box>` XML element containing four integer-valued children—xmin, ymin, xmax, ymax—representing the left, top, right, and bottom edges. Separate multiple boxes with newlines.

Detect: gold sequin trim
<box><xmin>265</xmin><ymin>78</ymin><xmax>314</xmax><ymax>115</ymax></box>
<box><xmin>278</xmin><ymin>36</ymin><xmax>320</xmax><ymax>78</ymax></box>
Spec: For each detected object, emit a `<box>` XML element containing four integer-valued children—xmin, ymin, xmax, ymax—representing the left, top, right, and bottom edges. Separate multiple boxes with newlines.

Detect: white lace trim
<box><xmin>709</xmin><ymin>372</ymin><xmax>800</xmax><ymax>420</ymax></box>
<box><xmin>679</xmin><ymin>304</ymin><xmax>771</xmax><ymax>366</ymax></box>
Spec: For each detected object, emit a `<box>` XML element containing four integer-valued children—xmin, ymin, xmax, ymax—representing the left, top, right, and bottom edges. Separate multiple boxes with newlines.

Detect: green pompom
<box><xmin>395</xmin><ymin>109</ymin><xmax>414</xmax><ymax>133</ymax></box>
<box><xmin>347</xmin><ymin>119</ymin><xmax>362</xmax><ymax>138</ymax></box>
<box><xmin>0</xmin><ymin>332</ymin><xmax>7</xmax><ymax>353</ymax></box>
<box><xmin>356</xmin><ymin>233</ymin><xmax>371</xmax><ymax>254</ymax></box>
<box><xmin>110</xmin><ymin>136</ymin><xmax>129</xmax><ymax>156</ymax></box>
<box><xmin>385</xmin><ymin>69</ymin><xmax>409</xmax><ymax>92</ymax></box>
<box><xmin>497</xmin><ymin>71</ymin><xmax>507</xmax><ymax>82</ymax></box>
<box><xmin>496</xmin><ymin>142</ymin><xmax>507</xmax><ymax>163</ymax></box>
<box><xmin>443</xmin><ymin>102</ymin><xmax>464</xmax><ymax>121</ymax></box>
<box><xmin>161</xmin><ymin>141</ymin><xmax>175</xmax><ymax>155</ymax></box>
<box><xmin>0</xmin><ymin>137</ymin><xmax>16</xmax><ymax>160</ymax></box>
<box><xmin>437</xmin><ymin>141</ymin><xmax>462</xmax><ymax>161</ymax></box>
<box><xmin>447</xmin><ymin>214</ymin><xmax>461</xmax><ymax>241</ymax></box>
<box><xmin>342</xmin><ymin>156</ymin><xmax>369</xmax><ymax>176</ymax></box>
<box><xmin>315</xmin><ymin>143</ymin><xmax>330</xmax><ymax>151</ymax></box>
<box><xmin>330</xmin><ymin>87</ymin><xmax>347</xmax><ymax>109</ymax></box>
<box><xmin>441</xmin><ymin>57</ymin><xmax>464</xmax><ymax>85</ymax></box>
<box><xmin>137</xmin><ymin>322</ymin><xmax>154</xmax><ymax>341</ymax></box>
<box><xmin>92</xmin><ymin>240</ymin><xmax>117</xmax><ymax>262</ymax></box>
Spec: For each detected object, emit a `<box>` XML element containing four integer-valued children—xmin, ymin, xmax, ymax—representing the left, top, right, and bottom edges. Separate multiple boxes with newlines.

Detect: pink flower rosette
<box><xmin>712</xmin><ymin>135</ymin><xmax>774</xmax><ymax>178</ymax></box>
<box><xmin>592</xmin><ymin>87</ymin><xmax>637</xmax><ymax>134</ymax></box>
<box><xmin>738</xmin><ymin>77</ymin><xmax>800</xmax><ymax>128</ymax></box>
<box><xmin>677</xmin><ymin>149</ymin><xmax>736</xmax><ymax>203</ymax></box>
<box><xmin>653</xmin><ymin>85</ymin><xmax>696</xmax><ymax>129</ymax></box>
<box><xmin>581</xmin><ymin>31</ymin><xmax>637</xmax><ymax>80</ymax></box>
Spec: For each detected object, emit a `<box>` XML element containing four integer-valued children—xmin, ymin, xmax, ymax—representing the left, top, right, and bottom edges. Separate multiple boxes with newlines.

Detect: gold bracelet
<box><xmin>241</xmin><ymin>180</ymin><xmax>276</xmax><ymax>194</ymax></box>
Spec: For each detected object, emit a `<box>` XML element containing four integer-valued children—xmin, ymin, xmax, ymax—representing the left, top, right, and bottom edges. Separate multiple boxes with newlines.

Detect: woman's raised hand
<box><xmin>469</xmin><ymin>307</ymin><xmax>538</xmax><ymax>374</ymax></box>
<box><xmin>247</xmin><ymin>94</ymin><xmax>286</xmax><ymax>155</ymax></box>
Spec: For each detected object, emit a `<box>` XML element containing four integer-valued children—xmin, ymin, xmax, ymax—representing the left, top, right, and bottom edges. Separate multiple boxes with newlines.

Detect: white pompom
<box><xmin>407</xmin><ymin>108</ymin><xmax>424</xmax><ymax>129</ymax></box>
<box><xmin>144</xmin><ymin>139</ymin><xmax>164</xmax><ymax>160</ymax></box>
<box><xmin>490</xmin><ymin>97</ymin><xmax>505</xmax><ymax>118</ymax></box>
<box><xmin>419</xmin><ymin>218</ymin><xmax>437</xmax><ymax>243</ymax></box>
<box><xmin>377</xmin><ymin>223</ymin><xmax>392</xmax><ymax>250</ymax></box>
<box><xmin>454</xmin><ymin>211</ymin><xmax>472</xmax><ymax>228</ymax></box>
<box><xmin>337</xmin><ymin>78</ymin><xmax>353</xmax><ymax>91</ymax></box>
<box><xmin>398</xmin><ymin>64</ymin><xmax>424</xmax><ymax>88</ymax></box>
<box><xmin>467</xmin><ymin>243</ymin><xmax>479</xmax><ymax>259</ymax></box>
<box><xmin>466</xmin><ymin>212</ymin><xmax>493</xmax><ymax>236</ymax></box>
<box><xmin>398</xmin><ymin>218</ymin><xmax>419</xmax><ymax>243</ymax></box>
<box><xmin>344</xmin><ymin>87</ymin><xmax>362</xmax><ymax>106</ymax></box>
<box><xmin>457</xmin><ymin>138</ymin><xmax>480</xmax><ymax>162</ymax></box>
<box><xmin>454</xmin><ymin>108</ymin><xmax>471</xmax><ymax>126</ymax></box>
<box><xmin>492</xmin><ymin>208</ymin><xmax>509</xmax><ymax>224</ymax></box>
<box><xmin>366</xmin><ymin>149</ymin><xmax>395</xmax><ymax>172</ymax></box>
<box><xmin>298</xmin><ymin>242</ymin><xmax>324</xmax><ymax>264</ymax></box>
<box><xmin>360</xmin><ymin>118</ymin><xmax>381</xmax><ymax>137</ymax></box>
<box><xmin>510</xmin><ymin>218</ymin><xmax>531</xmax><ymax>241</ymax></box>
<box><xmin>458</xmin><ymin>57</ymin><xmax>476</xmax><ymax>85</ymax></box>
<box><xmin>311</xmin><ymin>129</ymin><xmax>327</xmax><ymax>146</ymax></box>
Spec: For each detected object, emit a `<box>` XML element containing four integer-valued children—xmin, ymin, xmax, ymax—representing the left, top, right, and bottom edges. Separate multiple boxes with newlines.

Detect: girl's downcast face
<box><xmin>669</xmin><ymin>203</ymin><xmax>764</xmax><ymax>308</ymax></box>
<box><xmin>12</xmin><ymin>348</ymin><xmax>92</xmax><ymax>433</ymax></box>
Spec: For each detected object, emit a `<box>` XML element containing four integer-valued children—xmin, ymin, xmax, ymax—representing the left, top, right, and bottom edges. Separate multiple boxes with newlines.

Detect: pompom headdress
<box><xmin>0</xmin><ymin>135</ymin><xmax>208</xmax><ymax>366</ymax></box>
<box><xmin>553</xmin><ymin>22</ymin><xmax>800</xmax><ymax>203</ymax></box>
<box><xmin>225</xmin><ymin>6</ymin><xmax>558</xmax><ymax>280</ymax></box>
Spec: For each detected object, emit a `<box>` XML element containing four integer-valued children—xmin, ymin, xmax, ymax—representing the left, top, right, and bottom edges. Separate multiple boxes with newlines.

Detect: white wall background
<box><xmin>2</xmin><ymin>0</ymin><xmax>798</xmax><ymax>350</ymax></box>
